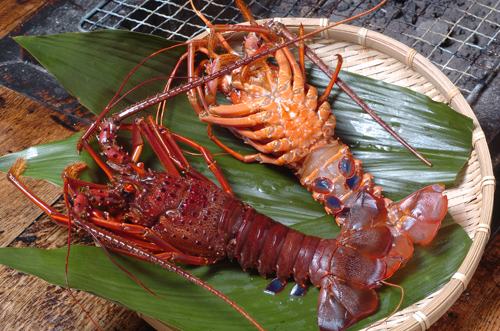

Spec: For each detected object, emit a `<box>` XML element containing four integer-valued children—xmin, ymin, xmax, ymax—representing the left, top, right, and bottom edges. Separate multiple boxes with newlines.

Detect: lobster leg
<box><xmin>186</xmin><ymin>41</ymin><xmax>213</xmax><ymax>116</ymax></box>
<box><xmin>206</xmin><ymin>124</ymin><xmax>305</xmax><ymax>165</ymax></box>
<box><xmin>169</xmin><ymin>131</ymin><xmax>235</xmax><ymax>195</ymax></box>
<box><xmin>236</xmin><ymin>126</ymin><xmax>286</xmax><ymax>140</ymax></box>
<box><xmin>280</xmin><ymin>40</ymin><xmax>308</xmax><ymax>105</ymax></box>
<box><xmin>298</xmin><ymin>24</ymin><xmax>306</xmax><ymax>79</ymax></box>
<box><xmin>9</xmin><ymin>163</ymin><xmax>265</xmax><ymax>329</ymax></box>
<box><xmin>7</xmin><ymin>158</ymin><xmax>76</xmax><ymax>228</ymax></box>
<box><xmin>317</xmin><ymin>54</ymin><xmax>343</xmax><ymax>105</ymax></box>
<box><xmin>200</xmin><ymin>109</ymin><xmax>280</xmax><ymax>127</ymax></box>
<box><xmin>132</xmin><ymin>115</ymin><xmax>234</xmax><ymax>195</ymax></box>
<box><xmin>155</xmin><ymin>40</ymin><xmax>212</xmax><ymax>121</ymax></box>
<box><xmin>204</xmin><ymin>97</ymin><xmax>271</xmax><ymax>117</ymax></box>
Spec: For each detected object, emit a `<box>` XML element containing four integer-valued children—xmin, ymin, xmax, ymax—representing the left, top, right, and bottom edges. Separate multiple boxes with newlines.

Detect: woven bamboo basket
<box><xmin>139</xmin><ymin>18</ymin><xmax>496</xmax><ymax>331</ymax></box>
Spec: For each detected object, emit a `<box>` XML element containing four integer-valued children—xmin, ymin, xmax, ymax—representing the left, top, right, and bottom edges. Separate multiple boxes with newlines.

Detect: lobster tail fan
<box><xmin>381</xmin><ymin>184</ymin><xmax>447</xmax><ymax>277</ymax></box>
<box><xmin>317</xmin><ymin>193</ymin><xmax>390</xmax><ymax>331</ymax></box>
<box><xmin>317</xmin><ymin>277</ymin><xmax>379</xmax><ymax>331</ymax></box>
<box><xmin>317</xmin><ymin>284</ymin><xmax>356</xmax><ymax>331</ymax></box>
<box><xmin>389</xmin><ymin>184</ymin><xmax>448</xmax><ymax>245</ymax></box>
<box><xmin>342</xmin><ymin>189</ymin><xmax>388</xmax><ymax>232</ymax></box>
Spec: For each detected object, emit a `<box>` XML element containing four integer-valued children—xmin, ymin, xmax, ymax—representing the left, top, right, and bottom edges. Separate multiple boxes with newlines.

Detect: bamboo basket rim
<box><xmin>143</xmin><ymin>18</ymin><xmax>496</xmax><ymax>331</ymax></box>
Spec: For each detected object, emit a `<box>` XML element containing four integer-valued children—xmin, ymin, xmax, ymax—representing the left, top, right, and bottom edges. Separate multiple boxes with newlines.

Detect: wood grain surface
<box><xmin>0</xmin><ymin>81</ymin><xmax>153</xmax><ymax>331</ymax></box>
<box><xmin>0</xmin><ymin>1</ymin><xmax>497</xmax><ymax>331</ymax></box>
<box><xmin>0</xmin><ymin>1</ymin><xmax>153</xmax><ymax>329</ymax></box>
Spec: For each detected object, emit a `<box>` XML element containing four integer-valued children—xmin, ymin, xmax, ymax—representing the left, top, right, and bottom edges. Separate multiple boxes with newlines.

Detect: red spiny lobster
<box><xmin>8</xmin><ymin>110</ymin><xmax>446</xmax><ymax>331</ymax></box>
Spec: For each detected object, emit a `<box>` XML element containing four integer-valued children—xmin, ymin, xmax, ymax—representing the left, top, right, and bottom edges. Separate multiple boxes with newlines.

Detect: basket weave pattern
<box><xmin>144</xmin><ymin>18</ymin><xmax>495</xmax><ymax>331</ymax></box>
<box><xmin>283</xmin><ymin>18</ymin><xmax>495</xmax><ymax>331</ymax></box>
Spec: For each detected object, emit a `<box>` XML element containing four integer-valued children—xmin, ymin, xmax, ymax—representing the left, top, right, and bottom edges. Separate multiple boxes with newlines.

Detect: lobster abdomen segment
<box><xmin>223</xmin><ymin>204</ymin><xmax>318</xmax><ymax>285</ymax></box>
<box><xmin>224</xmin><ymin>196</ymin><xmax>392</xmax><ymax>289</ymax></box>
<box><xmin>222</xmin><ymin>193</ymin><xmax>394</xmax><ymax>331</ymax></box>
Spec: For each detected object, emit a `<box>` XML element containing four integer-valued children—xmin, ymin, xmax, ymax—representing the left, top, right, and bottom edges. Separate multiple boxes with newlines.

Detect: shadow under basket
<box><xmin>140</xmin><ymin>18</ymin><xmax>495</xmax><ymax>331</ymax></box>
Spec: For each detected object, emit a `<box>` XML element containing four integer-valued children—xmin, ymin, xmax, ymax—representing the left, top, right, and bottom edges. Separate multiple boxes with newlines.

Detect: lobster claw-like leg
<box><xmin>317</xmin><ymin>277</ymin><xmax>378</xmax><ymax>331</ymax></box>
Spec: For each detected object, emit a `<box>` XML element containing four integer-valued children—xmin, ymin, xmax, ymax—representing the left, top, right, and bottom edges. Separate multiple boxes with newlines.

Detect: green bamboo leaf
<box><xmin>306</xmin><ymin>66</ymin><xmax>473</xmax><ymax>201</ymax></box>
<box><xmin>0</xmin><ymin>214</ymin><xmax>469</xmax><ymax>331</ymax></box>
<box><xmin>14</xmin><ymin>31</ymin><xmax>186</xmax><ymax>115</ymax></box>
<box><xmin>0</xmin><ymin>30</ymin><xmax>474</xmax><ymax>330</ymax></box>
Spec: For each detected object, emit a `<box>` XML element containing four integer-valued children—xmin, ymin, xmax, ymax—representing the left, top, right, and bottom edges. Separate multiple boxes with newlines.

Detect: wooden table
<box><xmin>0</xmin><ymin>1</ymin><xmax>497</xmax><ymax>330</ymax></box>
<box><xmin>0</xmin><ymin>0</ymin><xmax>153</xmax><ymax>329</ymax></box>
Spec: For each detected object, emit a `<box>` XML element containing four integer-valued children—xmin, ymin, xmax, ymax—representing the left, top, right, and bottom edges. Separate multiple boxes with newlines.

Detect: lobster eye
<box><xmin>122</xmin><ymin>184</ymin><xmax>135</xmax><ymax>197</ymax></box>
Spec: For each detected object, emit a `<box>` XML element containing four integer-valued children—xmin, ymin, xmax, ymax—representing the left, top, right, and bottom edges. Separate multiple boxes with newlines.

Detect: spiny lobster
<box><xmin>166</xmin><ymin>0</ymin><xmax>446</xmax><ymax>232</ymax></box>
<box><xmin>8</xmin><ymin>110</ymin><xmax>447</xmax><ymax>331</ymax></box>
<box><xmin>6</xmin><ymin>1</ymin><xmax>449</xmax><ymax>329</ymax></box>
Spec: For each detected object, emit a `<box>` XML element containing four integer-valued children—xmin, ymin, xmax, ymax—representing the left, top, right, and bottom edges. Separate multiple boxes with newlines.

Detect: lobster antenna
<box><xmin>79</xmin><ymin>0</ymin><xmax>388</xmax><ymax>148</ymax></box>
<box><xmin>79</xmin><ymin>221</ymin><xmax>266</xmax><ymax>331</ymax></box>
<box><xmin>366</xmin><ymin>280</ymin><xmax>405</xmax><ymax>331</ymax></box>
<box><xmin>7</xmin><ymin>159</ymin><xmax>104</xmax><ymax>331</ymax></box>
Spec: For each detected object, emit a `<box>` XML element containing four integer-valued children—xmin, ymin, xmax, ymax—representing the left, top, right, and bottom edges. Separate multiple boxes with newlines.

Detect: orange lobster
<box><xmin>8</xmin><ymin>110</ymin><xmax>447</xmax><ymax>331</ymax></box>
<box><xmin>165</xmin><ymin>0</ymin><xmax>446</xmax><ymax>232</ymax></box>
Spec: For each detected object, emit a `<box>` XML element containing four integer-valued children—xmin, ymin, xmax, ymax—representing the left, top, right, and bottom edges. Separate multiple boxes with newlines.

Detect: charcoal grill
<box><xmin>78</xmin><ymin>0</ymin><xmax>500</xmax><ymax>103</ymax></box>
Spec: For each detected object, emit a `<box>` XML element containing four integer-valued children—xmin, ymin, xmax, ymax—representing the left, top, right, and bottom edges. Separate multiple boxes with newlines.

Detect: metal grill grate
<box><xmin>78</xmin><ymin>0</ymin><xmax>281</xmax><ymax>41</ymax></box>
<box><xmin>78</xmin><ymin>0</ymin><xmax>500</xmax><ymax>102</ymax></box>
